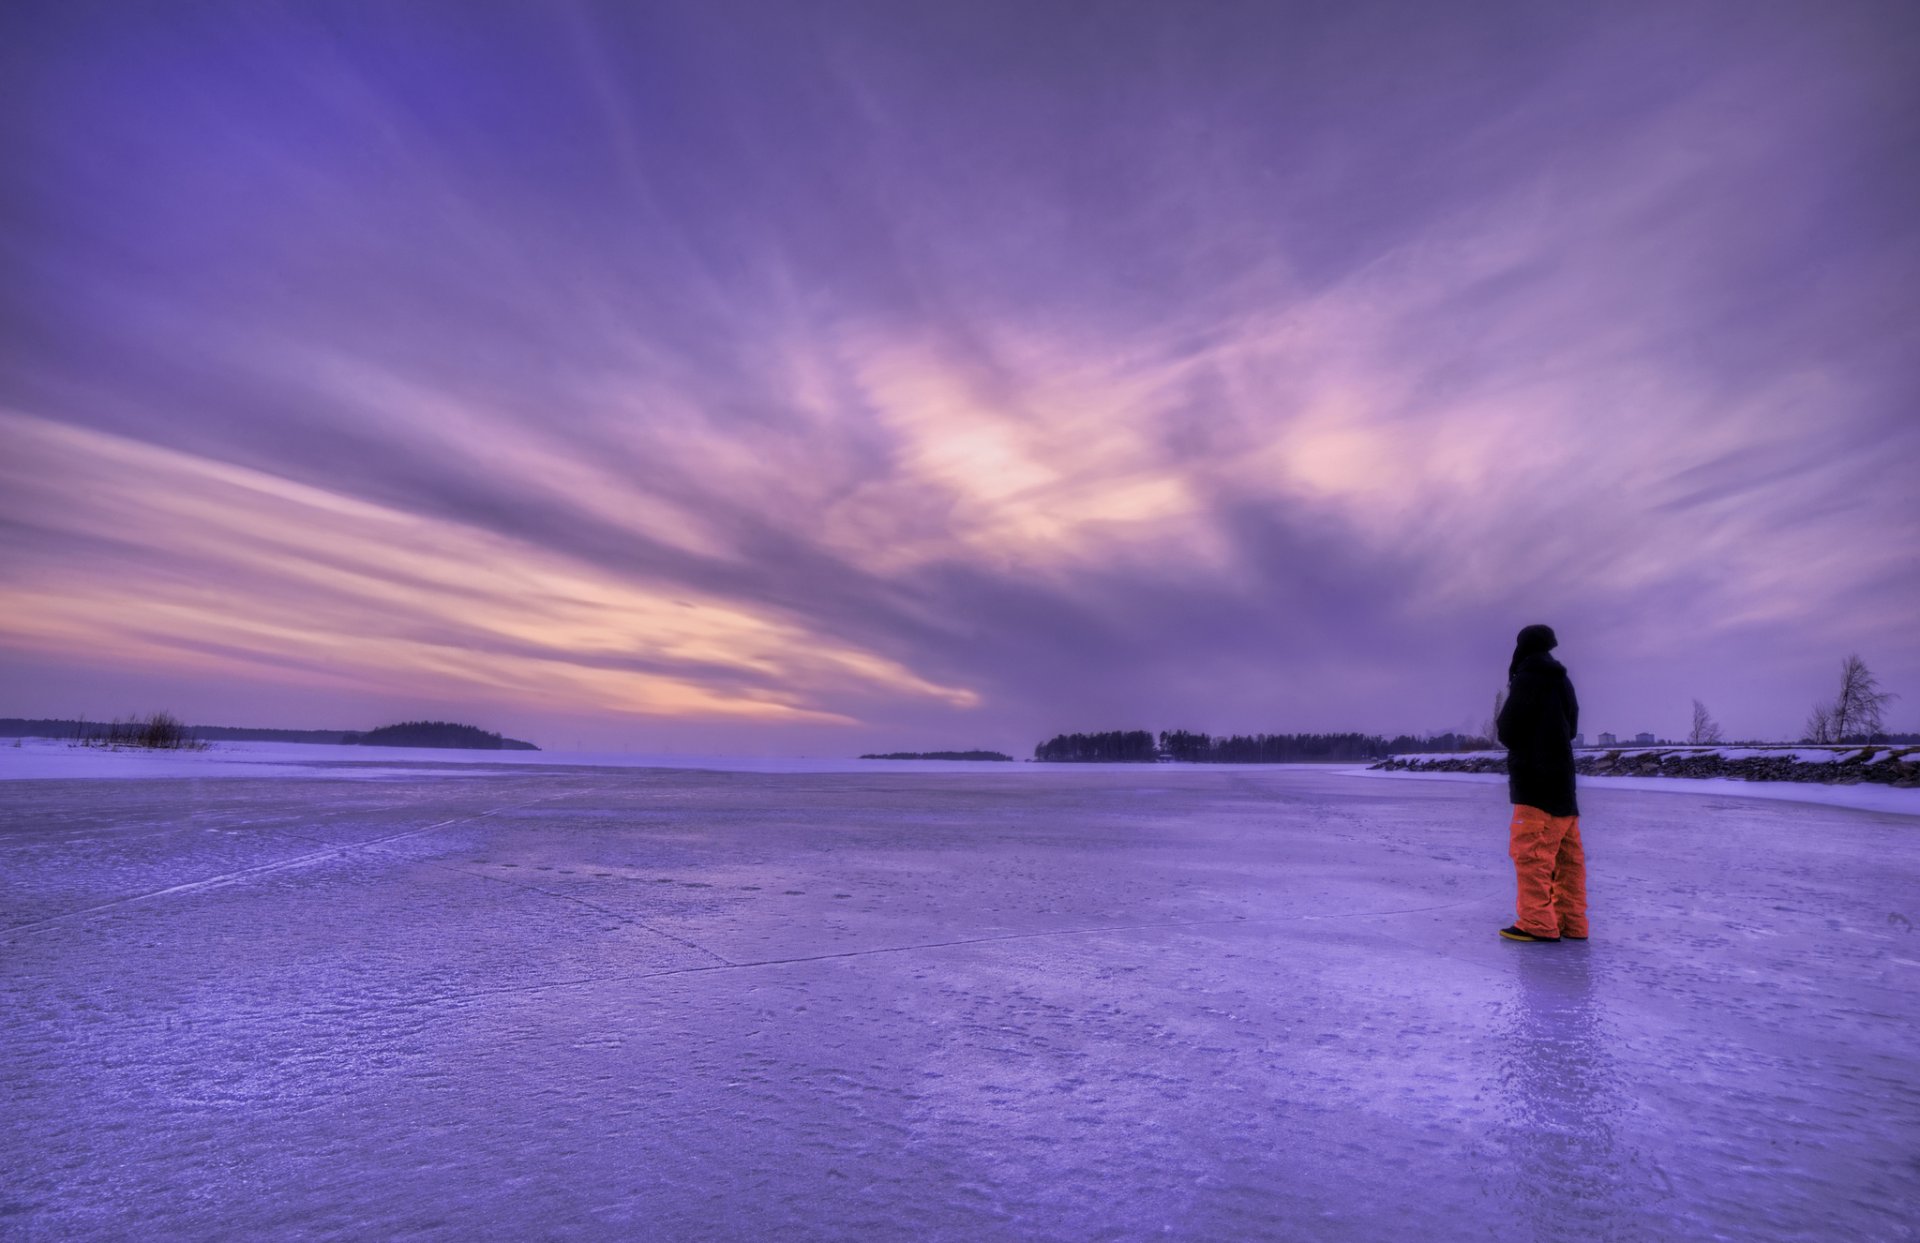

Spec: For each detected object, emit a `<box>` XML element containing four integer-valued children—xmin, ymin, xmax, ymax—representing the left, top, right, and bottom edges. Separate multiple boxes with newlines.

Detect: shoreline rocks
<box><xmin>1371</xmin><ymin>746</ymin><xmax>1920</xmax><ymax>788</ymax></box>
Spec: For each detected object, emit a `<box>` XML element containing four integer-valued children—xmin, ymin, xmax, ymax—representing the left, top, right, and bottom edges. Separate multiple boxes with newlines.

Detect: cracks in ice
<box><xmin>0</xmin><ymin>794</ymin><xmax>565</xmax><ymax>940</ymax></box>
<box><xmin>425</xmin><ymin>895</ymin><xmax>1488</xmax><ymax>1009</ymax></box>
<box><xmin>4</xmin><ymin>782</ymin><xmax>1484</xmax><ymax>1005</ymax></box>
<box><xmin>353</xmin><ymin>852</ymin><xmax>1482</xmax><ymax>983</ymax></box>
<box><xmin>0</xmin><ymin>787</ymin><xmax>739</xmax><ymax>967</ymax></box>
<box><xmin>426</xmin><ymin>859</ymin><xmax>735</xmax><ymax>966</ymax></box>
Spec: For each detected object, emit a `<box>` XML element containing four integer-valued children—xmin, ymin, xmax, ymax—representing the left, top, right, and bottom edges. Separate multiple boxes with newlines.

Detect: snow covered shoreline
<box><xmin>1361</xmin><ymin>744</ymin><xmax>1920</xmax><ymax>816</ymax></box>
<box><xmin>1374</xmin><ymin>743</ymin><xmax>1920</xmax><ymax>787</ymax></box>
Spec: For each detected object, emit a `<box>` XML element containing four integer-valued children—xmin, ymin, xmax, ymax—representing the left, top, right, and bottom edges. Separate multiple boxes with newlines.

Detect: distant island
<box><xmin>860</xmin><ymin>750</ymin><xmax>1014</xmax><ymax>761</ymax></box>
<box><xmin>353</xmin><ymin>721</ymin><xmax>539</xmax><ymax>750</ymax></box>
<box><xmin>0</xmin><ymin>717</ymin><xmax>538</xmax><ymax>750</ymax></box>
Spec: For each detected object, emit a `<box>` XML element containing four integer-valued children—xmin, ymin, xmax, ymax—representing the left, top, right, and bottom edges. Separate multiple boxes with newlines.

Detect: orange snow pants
<box><xmin>1508</xmin><ymin>805</ymin><xmax>1588</xmax><ymax>939</ymax></box>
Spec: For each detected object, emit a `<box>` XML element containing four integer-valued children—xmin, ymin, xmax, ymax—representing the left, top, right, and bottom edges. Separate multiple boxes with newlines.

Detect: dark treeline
<box><xmin>860</xmin><ymin>750</ymin><xmax>1013</xmax><ymax>761</ymax></box>
<box><xmin>2</xmin><ymin>717</ymin><xmax>345</xmax><ymax>744</ymax></box>
<box><xmin>1035</xmin><ymin>729</ymin><xmax>1493</xmax><ymax>763</ymax></box>
<box><xmin>1164</xmin><ymin>730</ymin><xmax>1483</xmax><ymax>762</ymax></box>
<box><xmin>194</xmin><ymin>725</ymin><xmax>361</xmax><ymax>743</ymax></box>
<box><xmin>0</xmin><ymin>718</ymin><xmax>359</xmax><ymax>743</ymax></box>
<box><xmin>1034</xmin><ymin>730</ymin><xmax>1159</xmax><ymax>762</ymax></box>
<box><xmin>0</xmin><ymin>718</ymin><xmax>95</xmax><ymax>739</ymax></box>
<box><xmin>0</xmin><ymin>718</ymin><xmax>539</xmax><ymax>749</ymax></box>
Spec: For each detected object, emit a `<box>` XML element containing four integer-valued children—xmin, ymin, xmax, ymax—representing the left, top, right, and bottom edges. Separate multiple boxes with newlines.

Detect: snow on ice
<box><xmin>2</xmin><ymin>754</ymin><xmax>1915</xmax><ymax>1240</ymax></box>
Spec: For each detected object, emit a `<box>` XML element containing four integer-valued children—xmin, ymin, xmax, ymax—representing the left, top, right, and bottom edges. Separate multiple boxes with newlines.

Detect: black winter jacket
<box><xmin>1496</xmin><ymin>652</ymin><xmax>1580</xmax><ymax>817</ymax></box>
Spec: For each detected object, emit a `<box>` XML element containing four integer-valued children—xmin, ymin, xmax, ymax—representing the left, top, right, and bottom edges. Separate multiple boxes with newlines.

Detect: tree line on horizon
<box><xmin>1033</xmin><ymin>729</ymin><xmax>1495</xmax><ymax>763</ymax></box>
<box><xmin>0</xmin><ymin>716</ymin><xmax>539</xmax><ymax>750</ymax></box>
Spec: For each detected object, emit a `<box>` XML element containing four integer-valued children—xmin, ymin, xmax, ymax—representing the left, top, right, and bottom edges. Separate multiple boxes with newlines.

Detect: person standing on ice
<box><xmin>1494</xmin><ymin>623</ymin><xmax>1587</xmax><ymax>943</ymax></box>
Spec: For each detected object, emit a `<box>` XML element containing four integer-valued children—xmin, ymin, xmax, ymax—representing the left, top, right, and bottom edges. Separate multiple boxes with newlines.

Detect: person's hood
<box><xmin>1509</xmin><ymin>624</ymin><xmax>1559</xmax><ymax>681</ymax></box>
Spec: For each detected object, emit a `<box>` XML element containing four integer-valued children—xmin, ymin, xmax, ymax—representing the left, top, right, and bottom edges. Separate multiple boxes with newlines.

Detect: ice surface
<box><xmin>3</xmin><ymin>766</ymin><xmax>1916</xmax><ymax>1241</ymax></box>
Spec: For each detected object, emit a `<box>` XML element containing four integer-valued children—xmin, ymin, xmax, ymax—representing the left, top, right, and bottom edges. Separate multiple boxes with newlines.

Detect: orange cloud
<box><xmin>0</xmin><ymin>411</ymin><xmax>978</xmax><ymax>722</ymax></box>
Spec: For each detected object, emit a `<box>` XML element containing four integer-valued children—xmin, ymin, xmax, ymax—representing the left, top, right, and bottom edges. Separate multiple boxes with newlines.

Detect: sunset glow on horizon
<box><xmin>3</xmin><ymin>1</ymin><xmax>1915</xmax><ymax>750</ymax></box>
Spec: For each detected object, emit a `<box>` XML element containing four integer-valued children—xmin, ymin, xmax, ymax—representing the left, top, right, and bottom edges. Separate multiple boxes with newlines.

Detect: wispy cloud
<box><xmin>0</xmin><ymin>412</ymin><xmax>975</xmax><ymax>722</ymax></box>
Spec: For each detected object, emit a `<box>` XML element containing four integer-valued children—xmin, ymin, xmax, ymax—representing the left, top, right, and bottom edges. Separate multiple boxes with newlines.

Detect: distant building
<box><xmin>1597</xmin><ymin>732</ymin><xmax>1617</xmax><ymax>746</ymax></box>
<box><xmin>1634</xmin><ymin>732</ymin><xmax>1656</xmax><ymax>745</ymax></box>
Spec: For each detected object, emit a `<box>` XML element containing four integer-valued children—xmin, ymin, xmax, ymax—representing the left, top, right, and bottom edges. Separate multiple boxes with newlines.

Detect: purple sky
<box><xmin>3</xmin><ymin>1</ymin><xmax>1916</xmax><ymax>752</ymax></box>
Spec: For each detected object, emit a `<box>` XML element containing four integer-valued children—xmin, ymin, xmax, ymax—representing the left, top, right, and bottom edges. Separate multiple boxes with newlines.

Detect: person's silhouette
<box><xmin>1495</xmin><ymin>624</ymin><xmax>1587</xmax><ymax>942</ymax></box>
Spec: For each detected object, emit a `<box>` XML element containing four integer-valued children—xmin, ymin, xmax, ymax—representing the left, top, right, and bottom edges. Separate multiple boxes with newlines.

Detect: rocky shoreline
<box><xmin>1371</xmin><ymin>746</ymin><xmax>1920</xmax><ymax>788</ymax></box>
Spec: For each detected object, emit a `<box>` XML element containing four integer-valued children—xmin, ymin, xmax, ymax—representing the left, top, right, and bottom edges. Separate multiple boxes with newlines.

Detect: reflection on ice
<box><xmin>1497</xmin><ymin>949</ymin><xmax>1638</xmax><ymax>1241</ymax></box>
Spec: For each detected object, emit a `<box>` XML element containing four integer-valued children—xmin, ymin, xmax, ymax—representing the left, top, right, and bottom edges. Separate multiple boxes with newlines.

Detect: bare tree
<box><xmin>1807</xmin><ymin>655</ymin><xmax>1897</xmax><ymax>743</ymax></box>
<box><xmin>1833</xmin><ymin>654</ymin><xmax>1895</xmax><ymax>742</ymax></box>
<box><xmin>1689</xmin><ymin>699</ymin><xmax>1723</xmax><ymax>745</ymax></box>
<box><xmin>138</xmin><ymin>711</ymin><xmax>191</xmax><ymax>749</ymax></box>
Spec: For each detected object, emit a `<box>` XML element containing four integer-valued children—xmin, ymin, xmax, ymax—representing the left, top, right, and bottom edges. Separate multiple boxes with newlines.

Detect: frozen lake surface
<box><xmin>3</xmin><ymin>762</ymin><xmax>1916</xmax><ymax>1241</ymax></box>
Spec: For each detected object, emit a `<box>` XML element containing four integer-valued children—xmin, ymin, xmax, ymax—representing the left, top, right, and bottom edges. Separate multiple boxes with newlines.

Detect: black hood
<box><xmin>1509</xmin><ymin>624</ymin><xmax>1559</xmax><ymax>681</ymax></box>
